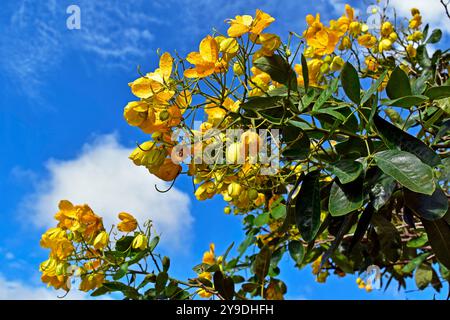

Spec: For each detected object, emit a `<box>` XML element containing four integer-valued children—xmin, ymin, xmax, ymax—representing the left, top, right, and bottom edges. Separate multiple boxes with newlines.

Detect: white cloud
<box><xmin>385</xmin><ymin>0</ymin><xmax>450</xmax><ymax>33</ymax></box>
<box><xmin>20</xmin><ymin>134</ymin><xmax>192</xmax><ymax>251</ymax></box>
<box><xmin>0</xmin><ymin>273</ymin><xmax>91</xmax><ymax>300</ymax></box>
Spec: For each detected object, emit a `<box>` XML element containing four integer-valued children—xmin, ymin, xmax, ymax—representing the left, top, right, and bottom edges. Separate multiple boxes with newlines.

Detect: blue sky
<box><xmin>0</xmin><ymin>0</ymin><xmax>448</xmax><ymax>299</ymax></box>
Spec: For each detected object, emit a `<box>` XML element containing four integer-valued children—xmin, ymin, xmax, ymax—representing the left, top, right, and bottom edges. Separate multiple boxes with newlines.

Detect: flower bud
<box><xmin>93</xmin><ymin>231</ymin><xmax>109</xmax><ymax>250</ymax></box>
<box><xmin>224</xmin><ymin>206</ymin><xmax>231</xmax><ymax>214</ymax></box>
<box><xmin>159</xmin><ymin>110</ymin><xmax>170</xmax><ymax>121</ymax></box>
<box><xmin>338</xmin><ymin>36</ymin><xmax>352</xmax><ymax>50</ymax></box>
<box><xmin>378</xmin><ymin>38</ymin><xmax>392</xmax><ymax>52</ymax></box>
<box><xmin>132</xmin><ymin>234</ymin><xmax>148</xmax><ymax>250</ymax></box>
<box><xmin>227</xmin><ymin>182</ymin><xmax>242</xmax><ymax>198</ymax></box>
<box><xmin>349</xmin><ymin>21</ymin><xmax>361</xmax><ymax>36</ymax></box>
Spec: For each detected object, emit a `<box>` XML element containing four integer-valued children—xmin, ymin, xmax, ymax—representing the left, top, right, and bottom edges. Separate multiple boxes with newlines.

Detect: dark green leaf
<box><xmin>252</xmin><ymin>245</ymin><xmax>272</xmax><ymax>281</ymax></box>
<box><xmin>115</xmin><ymin>236</ymin><xmax>134</xmax><ymax>252</ymax></box>
<box><xmin>386</xmin><ymin>66</ymin><xmax>411</xmax><ymax>99</ymax></box>
<box><xmin>415</xmin><ymin>263</ymin><xmax>433</xmax><ymax>290</ymax></box>
<box><xmin>241</xmin><ymin>96</ymin><xmax>284</xmax><ymax>111</ymax></box>
<box><xmin>417</xmin><ymin>45</ymin><xmax>432</xmax><ymax>68</ymax></box>
<box><xmin>421</xmin><ymin>217</ymin><xmax>450</xmax><ymax>269</ymax></box>
<box><xmin>254</xmin><ymin>54</ymin><xmax>297</xmax><ymax>89</ymax></box>
<box><xmin>213</xmin><ymin>271</ymin><xmax>234</xmax><ymax>300</ymax></box>
<box><xmin>404</xmin><ymin>186</ymin><xmax>448</xmax><ymax>220</ymax></box>
<box><xmin>426</xmin><ymin>29</ymin><xmax>442</xmax><ymax>44</ymax></box>
<box><xmin>373</xmin><ymin>114</ymin><xmax>441</xmax><ymax>166</ymax></box>
<box><xmin>350</xmin><ymin>204</ymin><xmax>374</xmax><ymax>251</ymax></box>
<box><xmin>288</xmin><ymin>240</ymin><xmax>304</xmax><ymax>265</ymax></box>
<box><xmin>282</xmin><ymin>127</ymin><xmax>310</xmax><ymax>160</ymax></box>
<box><xmin>424</xmin><ymin>85</ymin><xmax>450</xmax><ymax>100</ymax></box>
<box><xmin>374</xmin><ymin>150</ymin><xmax>435</xmax><ymax>195</ymax></box>
<box><xmin>383</xmin><ymin>95</ymin><xmax>428</xmax><ymax>108</ymax></box>
<box><xmin>372</xmin><ymin>214</ymin><xmax>402</xmax><ymax>263</ymax></box>
<box><xmin>341</xmin><ymin>62</ymin><xmax>361</xmax><ymax>104</ymax></box>
<box><xmin>149</xmin><ymin>236</ymin><xmax>160</xmax><ymax>251</ymax></box>
<box><xmin>329</xmin><ymin>179</ymin><xmax>363</xmax><ymax>217</ymax></box>
<box><xmin>301</xmin><ymin>54</ymin><xmax>309</xmax><ymax>92</ymax></box>
<box><xmin>329</xmin><ymin>159</ymin><xmax>363</xmax><ymax>184</ymax></box>
<box><xmin>155</xmin><ymin>272</ymin><xmax>168</xmax><ymax>294</ymax></box>
<box><xmin>293</xmin><ymin>171</ymin><xmax>321</xmax><ymax>241</ymax></box>
<box><xmin>369</xmin><ymin>172</ymin><xmax>396</xmax><ymax>211</ymax></box>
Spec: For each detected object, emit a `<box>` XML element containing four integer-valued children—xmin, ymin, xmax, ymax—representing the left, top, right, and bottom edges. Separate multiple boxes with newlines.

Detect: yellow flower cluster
<box><xmin>40</xmin><ymin>201</ymin><xmax>146</xmax><ymax>293</ymax></box>
<box><xmin>39</xmin><ymin>200</ymin><xmax>105</xmax><ymax>291</ymax></box>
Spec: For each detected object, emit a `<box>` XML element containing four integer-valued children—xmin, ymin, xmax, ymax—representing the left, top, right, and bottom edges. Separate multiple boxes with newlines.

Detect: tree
<box><xmin>39</xmin><ymin>3</ymin><xmax>450</xmax><ymax>299</ymax></box>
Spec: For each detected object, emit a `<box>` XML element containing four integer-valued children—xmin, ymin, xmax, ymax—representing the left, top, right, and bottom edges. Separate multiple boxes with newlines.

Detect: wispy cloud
<box><xmin>19</xmin><ymin>134</ymin><xmax>192</xmax><ymax>251</ymax></box>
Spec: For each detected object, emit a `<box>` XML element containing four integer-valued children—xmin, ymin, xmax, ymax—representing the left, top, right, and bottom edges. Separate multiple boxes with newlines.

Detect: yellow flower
<box><xmin>295</xmin><ymin>58</ymin><xmax>323</xmax><ymax>86</ymax></box>
<box><xmin>338</xmin><ymin>36</ymin><xmax>352</xmax><ymax>50</ymax></box>
<box><xmin>227</xmin><ymin>9</ymin><xmax>275</xmax><ymax>38</ymax></box>
<box><xmin>227</xmin><ymin>181</ymin><xmax>242</xmax><ymax>198</ymax></box>
<box><xmin>215</xmin><ymin>36</ymin><xmax>239</xmax><ymax>55</ymax></box>
<box><xmin>409</xmin><ymin>31</ymin><xmax>423</xmax><ymax>42</ymax></box>
<box><xmin>406</xmin><ymin>44</ymin><xmax>417</xmax><ymax>58</ymax></box>
<box><xmin>233</xmin><ymin>61</ymin><xmax>245</xmax><ymax>76</ymax></box>
<box><xmin>348</xmin><ymin>21</ymin><xmax>361</xmax><ymax>37</ymax></box>
<box><xmin>357</xmin><ymin>34</ymin><xmax>377</xmax><ymax>48</ymax></box>
<box><xmin>79</xmin><ymin>273</ymin><xmax>104</xmax><ymax>292</ymax></box>
<box><xmin>117</xmin><ymin>212</ymin><xmax>138</xmax><ymax>232</ymax></box>
<box><xmin>409</xmin><ymin>11</ymin><xmax>422</xmax><ymax>29</ymax></box>
<box><xmin>307</xmin><ymin>28</ymin><xmax>341</xmax><ymax>56</ymax></box>
<box><xmin>93</xmin><ymin>231</ymin><xmax>109</xmax><ymax>250</ymax></box>
<box><xmin>132</xmin><ymin>233</ymin><xmax>148</xmax><ymax>250</ymax></box>
<box><xmin>330</xmin><ymin>56</ymin><xmax>344</xmax><ymax>71</ymax></box>
<box><xmin>202</xmin><ymin>243</ymin><xmax>216</xmax><ymax>265</ymax></box>
<box><xmin>197</xmin><ymin>288</ymin><xmax>213</xmax><ymax>298</ymax></box>
<box><xmin>378</xmin><ymin>38</ymin><xmax>393</xmax><ymax>52</ymax></box>
<box><xmin>258</xmin><ymin>33</ymin><xmax>281</xmax><ymax>56</ymax></box>
<box><xmin>150</xmin><ymin>158</ymin><xmax>181</xmax><ymax>181</ymax></box>
<box><xmin>129</xmin><ymin>141</ymin><xmax>166</xmax><ymax>170</ymax></box>
<box><xmin>380</xmin><ymin>21</ymin><xmax>394</xmax><ymax>37</ymax></box>
<box><xmin>365</xmin><ymin>56</ymin><xmax>379</xmax><ymax>72</ymax></box>
<box><xmin>129</xmin><ymin>52</ymin><xmax>174</xmax><ymax>100</ymax></box>
<box><xmin>40</xmin><ymin>227</ymin><xmax>66</xmax><ymax>249</ymax></box>
<box><xmin>123</xmin><ymin>101</ymin><xmax>150</xmax><ymax>127</ymax></box>
<box><xmin>195</xmin><ymin>181</ymin><xmax>216</xmax><ymax>200</ymax></box>
<box><xmin>184</xmin><ymin>36</ymin><xmax>223</xmax><ymax>78</ymax></box>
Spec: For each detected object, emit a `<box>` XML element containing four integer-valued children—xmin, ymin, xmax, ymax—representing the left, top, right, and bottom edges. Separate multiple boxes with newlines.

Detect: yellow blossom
<box><xmin>227</xmin><ymin>10</ymin><xmax>275</xmax><ymax>38</ymax></box>
<box><xmin>132</xmin><ymin>233</ymin><xmax>148</xmax><ymax>250</ymax></box>
<box><xmin>117</xmin><ymin>212</ymin><xmax>138</xmax><ymax>232</ymax></box>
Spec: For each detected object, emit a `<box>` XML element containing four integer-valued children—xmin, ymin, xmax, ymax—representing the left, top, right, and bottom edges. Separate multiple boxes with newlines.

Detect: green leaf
<box><xmin>254</xmin><ymin>54</ymin><xmax>297</xmax><ymax>89</ymax></box>
<box><xmin>282</xmin><ymin>126</ymin><xmax>310</xmax><ymax>160</ymax></box>
<box><xmin>329</xmin><ymin>160</ymin><xmax>363</xmax><ymax>184</ymax></box>
<box><xmin>314</xmin><ymin>107</ymin><xmax>347</xmax><ymax>122</ymax></box>
<box><xmin>407</xmin><ymin>234</ymin><xmax>429</xmax><ymax>248</ymax></box>
<box><xmin>288</xmin><ymin>240</ymin><xmax>304</xmax><ymax>265</ymax></box>
<box><xmin>417</xmin><ymin>45</ymin><xmax>432</xmax><ymax>68</ymax></box>
<box><xmin>113</xmin><ymin>262</ymin><xmax>128</xmax><ymax>280</ymax></box>
<box><xmin>90</xmin><ymin>286</ymin><xmax>111</xmax><ymax>297</ymax></box>
<box><xmin>252</xmin><ymin>245</ymin><xmax>272</xmax><ymax>281</ymax></box>
<box><xmin>421</xmin><ymin>217</ymin><xmax>450</xmax><ymax>269</ymax></box>
<box><xmin>293</xmin><ymin>171</ymin><xmax>322</xmax><ymax>242</ymax></box>
<box><xmin>374</xmin><ymin>150</ymin><xmax>435</xmax><ymax>195</ymax></box>
<box><xmin>329</xmin><ymin>179</ymin><xmax>363</xmax><ymax>217</ymax></box>
<box><xmin>271</xmin><ymin>204</ymin><xmax>286</xmax><ymax>220</ymax></box>
<box><xmin>373</xmin><ymin>114</ymin><xmax>441</xmax><ymax>167</ymax></box>
<box><xmin>426</xmin><ymin>29</ymin><xmax>442</xmax><ymax>44</ymax></box>
<box><xmin>402</xmin><ymin>252</ymin><xmax>431</xmax><ymax>274</ymax></box>
<box><xmin>415</xmin><ymin>263</ymin><xmax>433</xmax><ymax>290</ymax></box>
<box><xmin>372</xmin><ymin>214</ymin><xmax>402</xmax><ymax>263</ymax></box>
<box><xmin>361</xmin><ymin>70</ymin><xmax>388</xmax><ymax>105</ymax></box>
<box><xmin>424</xmin><ymin>86</ymin><xmax>450</xmax><ymax>100</ymax></box>
<box><xmin>382</xmin><ymin>95</ymin><xmax>428</xmax><ymax>108</ymax></box>
<box><xmin>241</xmin><ymin>96</ymin><xmax>284</xmax><ymax>111</ymax></box>
<box><xmin>115</xmin><ymin>236</ymin><xmax>134</xmax><ymax>252</ymax></box>
<box><xmin>369</xmin><ymin>172</ymin><xmax>396</xmax><ymax>211</ymax></box>
<box><xmin>301</xmin><ymin>54</ymin><xmax>309</xmax><ymax>92</ymax></box>
<box><xmin>102</xmin><ymin>282</ymin><xmax>140</xmax><ymax>299</ymax></box>
<box><xmin>313</xmin><ymin>78</ymin><xmax>339</xmax><ymax>110</ymax></box>
<box><xmin>341</xmin><ymin>62</ymin><xmax>361</xmax><ymax>105</ymax></box>
<box><xmin>404</xmin><ymin>186</ymin><xmax>449</xmax><ymax>220</ymax></box>
<box><xmin>149</xmin><ymin>236</ymin><xmax>160</xmax><ymax>251</ymax></box>
<box><xmin>213</xmin><ymin>271</ymin><xmax>235</xmax><ymax>300</ymax></box>
<box><xmin>386</xmin><ymin>66</ymin><xmax>412</xmax><ymax>99</ymax></box>
<box><xmin>254</xmin><ymin>212</ymin><xmax>270</xmax><ymax>227</ymax></box>
<box><xmin>349</xmin><ymin>204</ymin><xmax>373</xmax><ymax>251</ymax></box>
<box><xmin>155</xmin><ymin>271</ymin><xmax>169</xmax><ymax>294</ymax></box>
<box><xmin>237</xmin><ymin>229</ymin><xmax>257</xmax><ymax>256</ymax></box>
